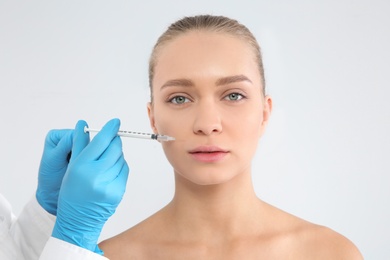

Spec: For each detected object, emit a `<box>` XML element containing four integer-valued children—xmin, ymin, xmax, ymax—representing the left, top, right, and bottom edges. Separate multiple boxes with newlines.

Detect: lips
<box><xmin>189</xmin><ymin>146</ymin><xmax>229</xmax><ymax>162</ymax></box>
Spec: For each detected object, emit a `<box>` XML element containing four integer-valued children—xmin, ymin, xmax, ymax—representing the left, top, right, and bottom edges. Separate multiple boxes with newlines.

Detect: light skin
<box><xmin>99</xmin><ymin>30</ymin><xmax>363</xmax><ymax>259</ymax></box>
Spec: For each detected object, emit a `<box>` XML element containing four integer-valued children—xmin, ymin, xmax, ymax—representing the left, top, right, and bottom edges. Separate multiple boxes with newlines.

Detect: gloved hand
<box><xmin>36</xmin><ymin>129</ymin><xmax>73</xmax><ymax>215</ymax></box>
<box><xmin>52</xmin><ymin>118</ymin><xmax>129</xmax><ymax>254</ymax></box>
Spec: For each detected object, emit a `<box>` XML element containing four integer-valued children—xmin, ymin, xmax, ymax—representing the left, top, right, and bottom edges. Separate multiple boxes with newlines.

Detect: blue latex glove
<box><xmin>52</xmin><ymin>118</ymin><xmax>129</xmax><ymax>254</ymax></box>
<box><xmin>36</xmin><ymin>129</ymin><xmax>73</xmax><ymax>215</ymax></box>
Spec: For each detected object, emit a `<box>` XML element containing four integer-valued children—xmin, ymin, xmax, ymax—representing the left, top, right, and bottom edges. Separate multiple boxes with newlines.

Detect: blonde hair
<box><xmin>148</xmin><ymin>15</ymin><xmax>265</xmax><ymax>101</ymax></box>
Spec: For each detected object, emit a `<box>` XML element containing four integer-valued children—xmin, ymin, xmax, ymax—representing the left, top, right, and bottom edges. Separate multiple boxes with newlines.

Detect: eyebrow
<box><xmin>215</xmin><ymin>74</ymin><xmax>252</xmax><ymax>86</ymax></box>
<box><xmin>160</xmin><ymin>79</ymin><xmax>194</xmax><ymax>90</ymax></box>
<box><xmin>160</xmin><ymin>74</ymin><xmax>252</xmax><ymax>90</ymax></box>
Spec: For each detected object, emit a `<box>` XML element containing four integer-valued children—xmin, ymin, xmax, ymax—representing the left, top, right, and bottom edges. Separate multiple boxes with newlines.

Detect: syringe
<box><xmin>84</xmin><ymin>127</ymin><xmax>175</xmax><ymax>142</ymax></box>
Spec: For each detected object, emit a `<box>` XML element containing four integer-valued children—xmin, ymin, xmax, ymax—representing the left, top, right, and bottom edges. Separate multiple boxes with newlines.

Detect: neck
<box><xmin>167</xmin><ymin>169</ymin><xmax>263</xmax><ymax>240</ymax></box>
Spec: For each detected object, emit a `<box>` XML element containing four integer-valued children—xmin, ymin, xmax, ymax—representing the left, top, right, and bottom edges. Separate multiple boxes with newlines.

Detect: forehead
<box><xmin>153</xmin><ymin>31</ymin><xmax>261</xmax><ymax>87</ymax></box>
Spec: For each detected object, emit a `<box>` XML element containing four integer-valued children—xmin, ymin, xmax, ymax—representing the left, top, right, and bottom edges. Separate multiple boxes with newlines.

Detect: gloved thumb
<box><xmin>70</xmin><ymin>120</ymin><xmax>90</xmax><ymax>161</ymax></box>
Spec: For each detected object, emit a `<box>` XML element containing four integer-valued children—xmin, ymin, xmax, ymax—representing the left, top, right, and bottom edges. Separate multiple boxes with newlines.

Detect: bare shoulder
<box><xmin>298</xmin><ymin>224</ymin><xmax>363</xmax><ymax>259</ymax></box>
<box><xmin>99</xmin><ymin>226</ymin><xmax>143</xmax><ymax>259</ymax></box>
<box><xmin>261</xmin><ymin>202</ymin><xmax>363</xmax><ymax>259</ymax></box>
<box><xmin>99</xmin><ymin>209</ymin><xmax>168</xmax><ymax>259</ymax></box>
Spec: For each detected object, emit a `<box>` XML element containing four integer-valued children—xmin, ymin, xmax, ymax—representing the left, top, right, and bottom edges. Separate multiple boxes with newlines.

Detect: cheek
<box><xmin>227</xmin><ymin>106</ymin><xmax>263</xmax><ymax>158</ymax></box>
<box><xmin>152</xmin><ymin>105</ymin><xmax>191</xmax><ymax>139</ymax></box>
<box><xmin>248</xmin><ymin>111</ymin><xmax>264</xmax><ymax>138</ymax></box>
<box><xmin>225</xmin><ymin>104</ymin><xmax>263</xmax><ymax>137</ymax></box>
<box><xmin>153</xmin><ymin>112</ymin><xmax>180</xmax><ymax>168</ymax></box>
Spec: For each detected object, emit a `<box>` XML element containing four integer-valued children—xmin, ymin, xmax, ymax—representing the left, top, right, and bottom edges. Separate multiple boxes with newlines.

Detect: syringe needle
<box><xmin>84</xmin><ymin>127</ymin><xmax>175</xmax><ymax>142</ymax></box>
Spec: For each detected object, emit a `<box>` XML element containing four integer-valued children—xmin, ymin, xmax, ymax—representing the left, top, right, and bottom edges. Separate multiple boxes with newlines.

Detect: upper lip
<box><xmin>189</xmin><ymin>146</ymin><xmax>228</xmax><ymax>153</ymax></box>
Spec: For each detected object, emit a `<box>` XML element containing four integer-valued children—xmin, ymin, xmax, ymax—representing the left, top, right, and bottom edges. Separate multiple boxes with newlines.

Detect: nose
<box><xmin>192</xmin><ymin>101</ymin><xmax>222</xmax><ymax>136</ymax></box>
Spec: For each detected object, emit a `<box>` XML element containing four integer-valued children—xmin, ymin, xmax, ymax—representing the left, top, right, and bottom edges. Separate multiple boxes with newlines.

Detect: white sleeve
<box><xmin>0</xmin><ymin>193</ymin><xmax>24</xmax><ymax>260</ymax></box>
<box><xmin>40</xmin><ymin>237</ymin><xmax>109</xmax><ymax>260</ymax></box>
<box><xmin>1</xmin><ymin>194</ymin><xmax>109</xmax><ymax>260</ymax></box>
<box><xmin>9</xmin><ymin>195</ymin><xmax>56</xmax><ymax>260</ymax></box>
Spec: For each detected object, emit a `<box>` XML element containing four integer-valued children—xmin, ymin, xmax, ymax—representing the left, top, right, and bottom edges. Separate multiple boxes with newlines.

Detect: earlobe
<box><xmin>147</xmin><ymin>102</ymin><xmax>158</xmax><ymax>134</ymax></box>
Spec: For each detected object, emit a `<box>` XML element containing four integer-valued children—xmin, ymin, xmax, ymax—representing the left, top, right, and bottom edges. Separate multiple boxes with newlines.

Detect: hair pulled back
<box><xmin>148</xmin><ymin>15</ymin><xmax>265</xmax><ymax>101</ymax></box>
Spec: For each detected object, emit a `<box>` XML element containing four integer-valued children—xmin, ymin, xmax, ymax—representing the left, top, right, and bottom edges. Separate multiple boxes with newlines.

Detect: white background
<box><xmin>1</xmin><ymin>1</ymin><xmax>389</xmax><ymax>258</ymax></box>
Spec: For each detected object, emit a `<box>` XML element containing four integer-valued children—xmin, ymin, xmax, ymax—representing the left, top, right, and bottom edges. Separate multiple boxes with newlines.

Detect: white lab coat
<box><xmin>0</xmin><ymin>193</ymin><xmax>108</xmax><ymax>260</ymax></box>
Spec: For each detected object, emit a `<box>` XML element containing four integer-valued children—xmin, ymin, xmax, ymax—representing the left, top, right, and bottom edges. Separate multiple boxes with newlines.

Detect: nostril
<box><xmin>192</xmin><ymin>109</ymin><xmax>223</xmax><ymax>135</ymax></box>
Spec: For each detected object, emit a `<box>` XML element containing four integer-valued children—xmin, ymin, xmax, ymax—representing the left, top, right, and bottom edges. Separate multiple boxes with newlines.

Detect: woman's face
<box><xmin>148</xmin><ymin>31</ymin><xmax>272</xmax><ymax>185</ymax></box>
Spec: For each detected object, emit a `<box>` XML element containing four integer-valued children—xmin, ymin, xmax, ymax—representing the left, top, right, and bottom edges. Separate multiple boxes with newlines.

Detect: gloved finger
<box><xmin>83</xmin><ymin>118</ymin><xmax>120</xmax><ymax>160</ymax></box>
<box><xmin>39</xmin><ymin>130</ymin><xmax>73</xmax><ymax>172</ymax></box>
<box><xmin>108</xmin><ymin>160</ymin><xmax>129</xmax><ymax>202</ymax></box>
<box><xmin>98</xmin><ymin>153</ymin><xmax>126</xmax><ymax>183</ymax></box>
<box><xmin>98</xmin><ymin>136</ymin><xmax>123</xmax><ymax>164</ymax></box>
<box><xmin>42</xmin><ymin>129</ymin><xmax>73</xmax><ymax>160</ymax></box>
<box><xmin>113</xmin><ymin>160</ymin><xmax>129</xmax><ymax>190</ymax></box>
<box><xmin>51</xmin><ymin>130</ymin><xmax>74</xmax><ymax>157</ymax></box>
<box><xmin>115</xmin><ymin>160</ymin><xmax>129</xmax><ymax>188</ymax></box>
<box><xmin>46</xmin><ymin>129</ymin><xmax>72</xmax><ymax>147</ymax></box>
<box><xmin>70</xmin><ymin>120</ymin><xmax>90</xmax><ymax>162</ymax></box>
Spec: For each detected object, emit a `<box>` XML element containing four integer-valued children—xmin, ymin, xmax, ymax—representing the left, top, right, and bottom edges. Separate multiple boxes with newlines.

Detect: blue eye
<box><xmin>225</xmin><ymin>93</ymin><xmax>244</xmax><ymax>101</ymax></box>
<box><xmin>169</xmin><ymin>96</ymin><xmax>190</xmax><ymax>104</ymax></box>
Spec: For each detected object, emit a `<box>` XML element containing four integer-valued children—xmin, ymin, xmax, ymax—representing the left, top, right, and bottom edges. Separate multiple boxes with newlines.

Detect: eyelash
<box><xmin>169</xmin><ymin>96</ymin><xmax>191</xmax><ymax>104</ymax></box>
<box><xmin>223</xmin><ymin>92</ymin><xmax>246</xmax><ymax>101</ymax></box>
<box><xmin>167</xmin><ymin>92</ymin><xmax>246</xmax><ymax>105</ymax></box>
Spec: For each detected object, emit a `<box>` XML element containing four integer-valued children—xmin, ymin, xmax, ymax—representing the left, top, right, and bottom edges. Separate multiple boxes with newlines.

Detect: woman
<box><xmin>100</xmin><ymin>15</ymin><xmax>362</xmax><ymax>259</ymax></box>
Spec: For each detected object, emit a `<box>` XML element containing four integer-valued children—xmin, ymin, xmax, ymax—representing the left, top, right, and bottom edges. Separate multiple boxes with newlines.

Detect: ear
<box><xmin>147</xmin><ymin>102</ymin><xmax>158</xmax><ymax>134</ymax></box>
<box><xmin>258</xmin><ymin>95</ymin><xmax>273</xmax><ymax>137</ymax></box>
